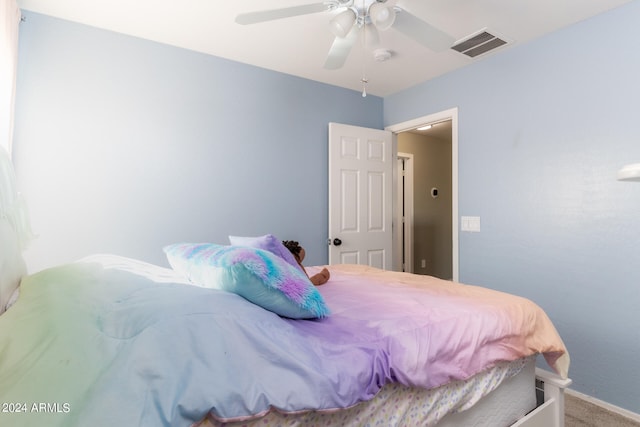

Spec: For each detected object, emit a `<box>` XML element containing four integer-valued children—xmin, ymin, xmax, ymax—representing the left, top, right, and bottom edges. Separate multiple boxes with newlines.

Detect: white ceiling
<box><xmin>16</xmin><ymin>0</ymin><xmax>632</xmax><ymax>97</ymax></box>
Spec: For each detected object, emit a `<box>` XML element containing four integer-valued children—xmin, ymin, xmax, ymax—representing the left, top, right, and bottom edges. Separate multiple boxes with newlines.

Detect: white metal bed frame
<box><xmin>513</xmin><ymin>368</ymin><xmax>572</xmax><ymax>427</ymax></box>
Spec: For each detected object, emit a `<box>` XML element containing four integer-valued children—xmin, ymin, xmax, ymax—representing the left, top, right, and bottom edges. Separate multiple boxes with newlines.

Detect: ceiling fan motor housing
<box><xmin>373</xmin><ymin>48</ymin><xmax>392</xmax><ymax>62</ymax></box>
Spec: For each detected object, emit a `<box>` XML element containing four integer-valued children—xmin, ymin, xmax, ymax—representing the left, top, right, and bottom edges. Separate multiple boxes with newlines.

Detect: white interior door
<box><xmin>328</xmin><ymin>122</ymin><xmax>393</xmax><ymax>269</ymax></box>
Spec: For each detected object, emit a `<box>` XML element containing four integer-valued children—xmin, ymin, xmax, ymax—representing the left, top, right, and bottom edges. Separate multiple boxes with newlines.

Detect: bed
<box><xmin>0</xmin><ymin>148</ymin><xmax>570</xmax><ymax>427</ymax></box>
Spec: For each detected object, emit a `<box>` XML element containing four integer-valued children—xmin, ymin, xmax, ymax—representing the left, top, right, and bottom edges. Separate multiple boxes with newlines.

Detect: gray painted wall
<box><xmin>398</xmin><ymin>132</ymin><xmax>452</xmax><ymax>278</ymax></box>
<box><xmin>386</xmin><ymin>1</ymin><xmax>640</xmax><ymax>414</ymax></box>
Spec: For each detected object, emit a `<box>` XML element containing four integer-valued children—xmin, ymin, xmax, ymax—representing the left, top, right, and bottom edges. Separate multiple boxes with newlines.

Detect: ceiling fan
<box><xmin>235</xmin><ymin>0</ymin><xmax>455</xmax><ymax>70</ymax></box>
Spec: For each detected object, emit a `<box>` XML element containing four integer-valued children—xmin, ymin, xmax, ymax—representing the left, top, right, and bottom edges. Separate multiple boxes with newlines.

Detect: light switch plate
<box><xmin>461</xmin><ymin>216</ymin><xmax>481</xmax><ymax>232</ymax></box>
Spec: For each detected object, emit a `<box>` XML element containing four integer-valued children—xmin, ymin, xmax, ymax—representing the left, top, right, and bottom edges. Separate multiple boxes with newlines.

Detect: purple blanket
<box><xmin>0</xmin><ymin>257</ymin><xmax>568</xmax><ymax>426</ymax></box>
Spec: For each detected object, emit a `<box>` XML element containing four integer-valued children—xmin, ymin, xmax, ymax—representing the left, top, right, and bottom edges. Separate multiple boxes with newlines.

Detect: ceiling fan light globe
<box><xmin>369</xmin><ymin>3</ymin><xmax>395</xmax><ymax>31</ymax></box>
<box><xmin>330</xmin><ymin>9</ymin><xmax>356</xmax><ymax>38</ymax></box>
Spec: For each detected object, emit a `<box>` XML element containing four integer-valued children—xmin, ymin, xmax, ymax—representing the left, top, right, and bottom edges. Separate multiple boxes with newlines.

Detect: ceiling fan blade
<box><xmin>236</xmin><ymin>3</ymin><xmax>330</xmax><ymax>25</ymax></box>
<box><xmin>393</xmin><ymin>10</ymin><xmax>455</xmax><ymax>52</ymax></box>
<box><xmin>323</xmin><ymin>27</ymin><xmax>359</xmax><ymax>70</ymax></box>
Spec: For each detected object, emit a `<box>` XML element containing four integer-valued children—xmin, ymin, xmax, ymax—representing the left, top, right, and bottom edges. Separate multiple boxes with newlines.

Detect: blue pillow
<box><xmin>163</xmin><ymin>243</ymin><xmax>329</xmax><ymax>319</ymax></box>
<box><xmin>228</xmin><ymin>234</ymin><xmax>304</xmax><ymax>273</ymax></box>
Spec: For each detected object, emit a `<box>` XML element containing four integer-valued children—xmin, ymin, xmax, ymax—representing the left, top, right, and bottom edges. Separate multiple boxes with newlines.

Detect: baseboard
<box><xmin>566</xmin><ymin>388</ymin><xmax>640</xmax><ymax>423</ymax></box>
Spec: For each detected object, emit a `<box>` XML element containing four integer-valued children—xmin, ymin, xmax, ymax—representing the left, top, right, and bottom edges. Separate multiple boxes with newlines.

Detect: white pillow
<box><xmin>0</xmin><ymin>218</ymin><xmax>27</xmax><ymax>314</ymax></box>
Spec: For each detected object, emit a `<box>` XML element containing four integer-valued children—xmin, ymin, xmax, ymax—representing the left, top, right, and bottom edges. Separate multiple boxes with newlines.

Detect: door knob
<box><xmin>333</xmin><ymin>238</ymin><xmax>342</xmax><ymax>246</ymax></box>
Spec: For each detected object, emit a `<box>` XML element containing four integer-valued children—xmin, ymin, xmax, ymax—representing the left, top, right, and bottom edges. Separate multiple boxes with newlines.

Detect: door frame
<box><xmin>395</xmin><ymin>152</ymin><xmax>414</xmax><ymax>273</ymax></box>
<box><xmin>387</xmin><ymin>108</ymin><xmax>459</xmax><ymax>282</ymax></box>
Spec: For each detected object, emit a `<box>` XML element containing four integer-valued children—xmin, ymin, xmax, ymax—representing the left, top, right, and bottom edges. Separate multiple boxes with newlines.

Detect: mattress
<box><xmin>197</xmin><ymin>355</ymin><xmax>536</xmax><ymax>427</ymax></box>
<box><xmin>437</xmin><ymin>356</ymin><xmax>536</xmax><ymax>427</ymax></box>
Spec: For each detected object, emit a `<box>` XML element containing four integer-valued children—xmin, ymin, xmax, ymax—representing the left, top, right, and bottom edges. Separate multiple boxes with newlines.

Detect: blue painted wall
<box><xmin>385</xmin><ymin>1</ymin><xmax>640</xmax><ymax>414</ymax></box>
<box><xmin>13</xmin><ymin>11</ymin><xmax>382</xmax><ymax>271</ymax></box>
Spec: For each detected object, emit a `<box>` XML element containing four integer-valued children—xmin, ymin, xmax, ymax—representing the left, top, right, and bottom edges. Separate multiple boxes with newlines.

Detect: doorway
<box><xmin>387</xmin><ymin>108</ymin><xmax>459</xmax><ymax>282</ymax></box>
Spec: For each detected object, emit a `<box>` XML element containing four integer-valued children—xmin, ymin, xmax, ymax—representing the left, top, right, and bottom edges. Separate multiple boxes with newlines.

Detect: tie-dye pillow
<box><xmin>163</xmin><ymin>243</ymin><xmax>329</xmax><ymax>319</ymax></box>
<box><xmin>228</xmin><ymin>234</ymin><xmax>304</xmax><ymax>273</ymax></box>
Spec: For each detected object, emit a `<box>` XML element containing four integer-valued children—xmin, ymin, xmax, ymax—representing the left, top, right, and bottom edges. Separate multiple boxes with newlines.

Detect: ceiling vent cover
<box><xmin>451</xmin><ymin>29</ymin><xmax>507</xmax><ymax>58</ymax></box>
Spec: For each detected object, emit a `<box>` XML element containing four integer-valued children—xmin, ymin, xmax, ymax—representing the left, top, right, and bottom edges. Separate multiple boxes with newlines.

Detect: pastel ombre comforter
<box><xmin>0</xmin><ymin>256</ymin><xmax>568</xmax><ymax>427</ymax></box>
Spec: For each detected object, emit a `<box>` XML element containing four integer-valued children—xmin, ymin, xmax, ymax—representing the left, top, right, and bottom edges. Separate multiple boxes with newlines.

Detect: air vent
<box><xmin>451</xmin><ymin>30</ymin><xmax>508</xmax><ymax>58</ymax></box>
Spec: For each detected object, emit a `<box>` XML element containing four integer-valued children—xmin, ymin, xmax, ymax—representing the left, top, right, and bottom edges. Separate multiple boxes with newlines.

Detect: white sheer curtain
<box><xmin>0</xmin><ymin>0</ymin><xmax>32</xmax><ymax>249</ymax></box>
<box><xmin>0</xmin><ymin>144</ymin><xmax>33</xmax><ymax>249</ymax></box>
<box><xmin>1</xmin><ymin>0</ymin><xmax>20</xmax><ymax>156</ymax></box>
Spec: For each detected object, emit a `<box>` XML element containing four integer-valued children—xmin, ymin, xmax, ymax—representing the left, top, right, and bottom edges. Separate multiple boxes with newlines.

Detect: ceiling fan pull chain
<box><xmin>360</xmin><ymin>0</ymin><xmax>368</xmax><ymax>97</ymax></box>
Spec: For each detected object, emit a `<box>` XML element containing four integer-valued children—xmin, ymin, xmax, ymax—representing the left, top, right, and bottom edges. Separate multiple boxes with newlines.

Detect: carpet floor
<box><xmin>565</xmin><ymin>394</ymin><xmax>640</xmax><ymax>427</ymax></box>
